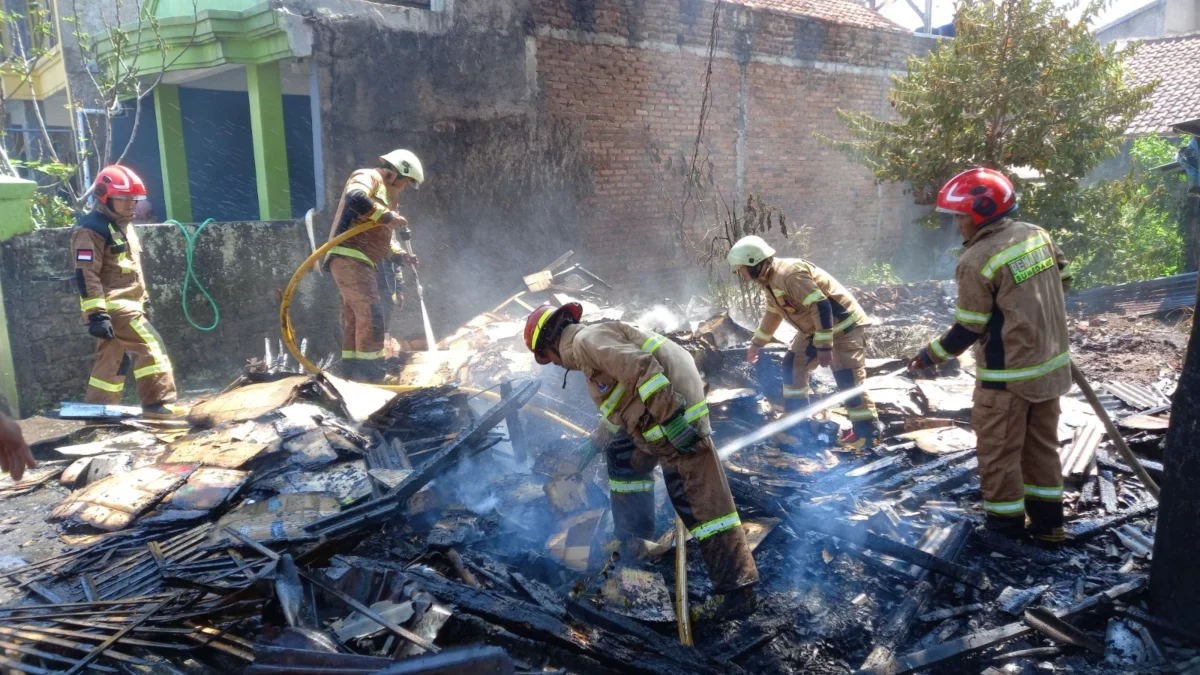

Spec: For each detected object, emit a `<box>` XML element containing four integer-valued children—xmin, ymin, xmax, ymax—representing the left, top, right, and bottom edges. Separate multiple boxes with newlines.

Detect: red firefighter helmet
<box><xmin>92</xmin><ymin>165</ymin><xmax>148</xmax><ymax>201</ymax></box>
<box><xmin>936</xmin><ymin>168</ymin><xmax>1015</xmax><ymax>227</ymax></box>
<box><xmin>524</xmin><ymin>303</ymin><xmax>583</xmax><ymax>364</ymax></box>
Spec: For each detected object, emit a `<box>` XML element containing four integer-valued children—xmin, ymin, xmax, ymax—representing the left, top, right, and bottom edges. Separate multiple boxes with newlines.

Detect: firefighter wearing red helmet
<box><xmin>524</xmin><ymin>304</ymin><xmax>760</xmax><ymax>618</ymax></box>
<box><xmin>70</xmin><ymin>166</ymin><xmax>184</xmax><ymax>418</ymax></box>
<box><xmin>909</xmin><ymin>168</ymin><xmax>1074</xmax><ymax>546</ymax></box>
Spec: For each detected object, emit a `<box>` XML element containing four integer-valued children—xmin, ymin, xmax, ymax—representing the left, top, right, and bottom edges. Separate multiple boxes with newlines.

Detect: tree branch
<box><xmin>115</xmin><ymin>0</ymin><xmax>200</xmax><ymax>166</ymax></box>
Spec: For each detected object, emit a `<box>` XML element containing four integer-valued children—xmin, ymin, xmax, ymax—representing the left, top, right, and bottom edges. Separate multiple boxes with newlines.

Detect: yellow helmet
<box><xmin>379</xmin><ymin>149</ymin><xmax>425</xmax><ymax>185</ymax></box>
<box><xmin>727</xmin><ymin>235</ymin><xmax>776</xmax><ymax>268</ymax></box>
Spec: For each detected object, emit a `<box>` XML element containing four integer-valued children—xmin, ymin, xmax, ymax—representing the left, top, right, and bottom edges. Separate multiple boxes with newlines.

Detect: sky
<box><xmin>877</xmin><ymin>0</ymin><xmax>1156</xmax><ymax>32</ymax></box>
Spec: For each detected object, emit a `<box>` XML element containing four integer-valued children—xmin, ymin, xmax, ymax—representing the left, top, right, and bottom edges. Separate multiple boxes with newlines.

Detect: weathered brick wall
<box><xmin>0</xmin><ymin>221</ymin><xmax>341</xmax><ymax>416</ymax></box>
<box><xmin>533</xmin><ymin>0</ymin><xmax>934</xmax><ymax>291</ymax></box>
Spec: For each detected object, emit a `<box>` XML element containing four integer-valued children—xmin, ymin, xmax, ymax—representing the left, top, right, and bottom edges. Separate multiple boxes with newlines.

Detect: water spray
<box><xmin>398</xmin><ymin>226</ymin><xmax>438</xmax><ymax>352</ymax></box>
<box><xmin>717</xmin><ymin>365</ymin><xmax>909</xmax><ymax>460</ymax></box>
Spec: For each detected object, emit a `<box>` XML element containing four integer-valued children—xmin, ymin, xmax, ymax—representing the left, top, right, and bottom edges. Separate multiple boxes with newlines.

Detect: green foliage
<box><xmin>846</xmin><ymin>262</ymin><xmax>901</xmax><ymax>288</ymax></box>
<box><xmin>1038</xmin><ymin>135</ymin><xmax>1187</xmax><ymax>288</ymax></box>
<box><xmin>12</xmin><ymin>159</ymin><xmax>77</xmax><ymax>228</ymax></box>
<box><xmin>818</xmin><ymin>0</ymin><xmax>1153</xmax><ymax>220</ymax></box>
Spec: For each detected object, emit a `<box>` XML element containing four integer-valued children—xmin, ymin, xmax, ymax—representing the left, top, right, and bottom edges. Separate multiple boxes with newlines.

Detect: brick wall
<box><xmin>533</xmin><ymin>0</ymin><xmax>934</xmax><ymax>291</ymax></box>
<box><xmin>0</xmin><ymin>221</ymin><xmax>340</xmax><ymax>416</ymax></box>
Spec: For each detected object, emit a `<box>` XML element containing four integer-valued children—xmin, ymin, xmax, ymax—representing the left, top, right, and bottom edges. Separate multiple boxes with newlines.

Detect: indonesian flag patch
<box><xmin>76</xmin><ymin>249</ymin><xmax>94</xmax><ymax>262</ymax></box>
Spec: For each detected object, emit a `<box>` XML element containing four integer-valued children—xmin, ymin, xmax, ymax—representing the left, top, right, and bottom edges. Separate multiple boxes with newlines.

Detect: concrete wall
<box><xmin>1097</xmin><ymin>1</ymin><xmax>1166</xmax><ymax>43</ymax></box>
<box><xmin>279</xmin><ymin>0</ymin><xmax>932</xmax><ymax>338</ymax></box>
<box><xmin>0</xmin><ymin>220</ymin><xmax>340</xmax><ymax>416</ymax></box>
<box><xmin>291</xmin><ymin>0</ymin><xmax>596</xmax><ymax>335</ymax></box>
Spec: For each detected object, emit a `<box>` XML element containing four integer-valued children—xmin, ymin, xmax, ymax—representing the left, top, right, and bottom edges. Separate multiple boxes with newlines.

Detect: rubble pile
<box><xmin>0</xmin><ymin>258</ymin><xmax>1192</xmax><ymax>675</ymax></box>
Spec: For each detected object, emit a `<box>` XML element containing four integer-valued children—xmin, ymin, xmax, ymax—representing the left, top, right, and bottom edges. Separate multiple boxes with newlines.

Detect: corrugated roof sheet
<box><xmin>730</xmin><ymin>0</ymin><xmax>905</xmax><ymax>32</ymax></box>
<box><xmin>1124</xmin><ymin>32</ymin><xmax>1200</xmax><ymax>135</ymax></box>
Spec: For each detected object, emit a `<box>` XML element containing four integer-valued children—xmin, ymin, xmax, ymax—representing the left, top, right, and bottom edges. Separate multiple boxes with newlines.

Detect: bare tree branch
<box><xmin>115</xmin><ymin>0</ymin><xmax>200</xmax><ymax>166</ymax></box>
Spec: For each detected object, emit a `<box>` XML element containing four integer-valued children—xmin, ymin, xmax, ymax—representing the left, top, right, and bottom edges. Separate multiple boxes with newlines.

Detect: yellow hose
<box><xmin>277</xmin><ymin>220</ymin><xmax>589</xmax><ymax>437</ymax></box>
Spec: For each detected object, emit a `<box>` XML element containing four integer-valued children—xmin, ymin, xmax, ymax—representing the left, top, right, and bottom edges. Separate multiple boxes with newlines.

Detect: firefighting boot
<box><xmin>982</xmin><ymin>513</ymin><xmax>1027</xmax><ymax>541</ymax></box>
<box><xmin>360</xmin><ymin>360</ymin><xmax>387</xmax><ymax>384</ymax></box>
<box><xmin>341</xmin><ymin>359</ymin><xmax>361</xmax><ymax>382</ymax></box>
<box><xmin>691</xmin><ymin>587</ymin><xmax>759</xmax><ymax>623</ymax></box>
<box><xmin>142</xmin><ymin>402</ymin><xmax>188</xmax><ymax>419</ymax></box>
<box><xmin>838</xmin><ymin>419</ymin><xmax>883</xmax><ymax>450</ymax></box>
<box><xmin>1025</xmin><ymin>500</ymin><xmax>1065</xmax><ymax>548</ymax></box>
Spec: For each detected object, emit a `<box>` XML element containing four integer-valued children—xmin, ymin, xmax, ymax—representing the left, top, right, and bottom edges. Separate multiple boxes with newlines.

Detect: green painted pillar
<box><xmin>154</xmin><ymin>84</ymin><xmax>194</xmax><ymax>222</ymax></box>
<box><xmin>246</xmin><ymin>61</ymin><xmax>292</xmax><ymax>220</ymax></box>
<box><xmin>0</xmin><ymin>176</ymin><xmax>36</xmax><ymax>415</ymax></box>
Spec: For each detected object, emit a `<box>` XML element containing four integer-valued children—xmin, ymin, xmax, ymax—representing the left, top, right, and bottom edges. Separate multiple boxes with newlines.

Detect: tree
<box><xmin>819</xmin><ymin>0</ymin><xmax>1155</xmax><ymax>278</ymax></box>
<box><xmin>1150</xmin><ymin>281</ymin><xmax>1200</xmax><ymax>633</ymax></box>
<box><xmin>1040</xmin><ymin>134</ymin><xmax>1187</xmax><ymax>288</ymax></box>
<box><xmin>0</xmin><ymin>0</ymin><xmax>196</xmax><ymax>226</ymax></box>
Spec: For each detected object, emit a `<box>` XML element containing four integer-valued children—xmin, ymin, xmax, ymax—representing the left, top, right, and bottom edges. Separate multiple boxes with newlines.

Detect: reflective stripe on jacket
<box><xmin>752</xmin><ymin>258</ymin><xmax>868</xmax><ymax>349</ymax></box>
<box><xmin>558</xmin><ymin>322</ymin><xmax>710</xmax><ymax>449</ymax></box>
<box><xmin>71</xmin><ymin>209</ymin><xmax>147</xmax><ymax>320</ymax></box>
<box><xmin>926</xmin><ymin>218</ymin><xmax>1072</xmax><ymax>402</ymax></box>
<box><xmin>325</xmin><ymin>168</ymin><xmax>399</xmax><ymax>265</ymax></box>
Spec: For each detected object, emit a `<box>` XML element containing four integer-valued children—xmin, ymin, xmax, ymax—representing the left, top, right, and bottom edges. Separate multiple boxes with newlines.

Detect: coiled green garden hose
<box><xmin>166</xmin><ymin>218</ymin><xmax>220</xmax><ymax>331</ymax></box>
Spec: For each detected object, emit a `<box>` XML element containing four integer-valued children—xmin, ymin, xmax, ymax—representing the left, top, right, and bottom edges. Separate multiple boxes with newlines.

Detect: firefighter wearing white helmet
<box><xmin>324</xmin><ymin>149</ymin><xmax>425</xmax><ymax>382</ymax></box>
<box><xmin>727</xmin><ymin>235</ymin><xmax>881</xmax><ymax>449</ymax></box>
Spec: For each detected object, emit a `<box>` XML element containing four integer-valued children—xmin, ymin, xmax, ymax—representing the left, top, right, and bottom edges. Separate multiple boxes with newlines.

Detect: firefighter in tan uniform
<box><xmin>325</xmin><ymin>150</ymin><xmax>423</xmax><ymax>382</ymax></box>
<box><xmin>524</xmin><ymin>303</ymin><xmax>760</xmax><ymax>617</ymax></box>
<box><xmin>71</xmin><ymin>166</ymin><xmax>183</xmax><ymax>418</ymax></box>
<box><xmin>727</xmin><ymin>236</ymin><xmax>881</xmax><ymax>448</ymax></box>
<box><xmin>909</xmin><ymin>168</ymin><xmax>1073</xmax><ymax>545</ymax></box>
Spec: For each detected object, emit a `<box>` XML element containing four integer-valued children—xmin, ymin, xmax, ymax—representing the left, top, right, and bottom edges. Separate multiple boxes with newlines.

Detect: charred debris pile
<box><xmin>0</xmin><ymin>257</ymin><xmax>1192</xmax><ymax>675</ymax></box>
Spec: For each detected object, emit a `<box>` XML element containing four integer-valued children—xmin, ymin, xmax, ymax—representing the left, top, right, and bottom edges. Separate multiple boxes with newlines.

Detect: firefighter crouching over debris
<box><xmin>71</xmin><ymin>166</ymin><xmax>184</xmax><ymax>418</ymax></box>
<box><xmin>524</xmin><ymin>303</ymin><xmax>761</xmax><ymax>617</ymax></box>
<box><xmin>908</xmin><ymin>168</ymin><xmax>1073</xmax><ymax>546</ymax></box>
<box><xmin>325</xmin><ymin>149</ymin><xmax>423</xmax><ymax>383</ymax></box>
<box><xmin>728</xmin><ymin>236</ymin><xmax>881</xmax><ymax>449</ymax></box>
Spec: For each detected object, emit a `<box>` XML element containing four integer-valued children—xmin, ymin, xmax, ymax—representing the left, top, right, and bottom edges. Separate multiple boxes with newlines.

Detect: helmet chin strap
<box><xmin>747</xmin><ymin>259</ymin><xmax>767</xmax><ymax>280</ymax></box>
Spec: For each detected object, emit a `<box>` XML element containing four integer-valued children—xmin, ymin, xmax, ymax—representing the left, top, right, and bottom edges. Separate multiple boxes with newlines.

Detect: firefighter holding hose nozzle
<box><xmin>324</xmin><ymin>149</ymin><xmax>424</xmax><ymax>383</ymax></box>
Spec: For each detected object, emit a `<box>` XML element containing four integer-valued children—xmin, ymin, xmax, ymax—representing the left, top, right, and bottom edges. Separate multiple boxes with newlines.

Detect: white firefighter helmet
<box><xmin>379</xmin><ymin>149</ymin><xmax>425</xmax><ymax>185</ymax></box>
<box><xmin>727</xmin><ymin>235</ymin><xmax>776</xmax><ymax>268</ymax></box>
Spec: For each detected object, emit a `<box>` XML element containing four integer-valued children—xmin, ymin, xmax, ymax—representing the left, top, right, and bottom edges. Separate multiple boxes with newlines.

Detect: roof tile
<box><xmin>730</xmin><ymin>0</ymin><xmax>904</xmax><ymax>32</ymax></box>
<box><xmin>1124</xmin><ymin>32</ymin><xmax>1200</xmax><ymax>134</ymax></box>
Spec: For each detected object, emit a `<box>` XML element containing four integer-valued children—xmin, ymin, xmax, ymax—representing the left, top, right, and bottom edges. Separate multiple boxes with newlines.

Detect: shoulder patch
<box><xmin>76</xmin><ymin>249</ymin><xmax>94</xmax><ymax>262</ymax></box>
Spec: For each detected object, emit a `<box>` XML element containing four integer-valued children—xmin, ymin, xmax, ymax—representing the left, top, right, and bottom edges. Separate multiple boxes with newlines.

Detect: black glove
<box><xmin>88</xmin><ymin>313</ymin><xmax>115</xmax><ymax>339</ymax></box>
<box><xmin>143</xmin><ymin>301</ymin><xmax>153</xmax><ymax>322</ymax></box>
<box><xmin>907</xmin><ymin>348</ymin><xmax>934</xmax><ymax>372</ymax></box>
<box><xmin>663</xmin><ymin>405</ymin><xmax>700</xmax><ymax>454</ymax></box>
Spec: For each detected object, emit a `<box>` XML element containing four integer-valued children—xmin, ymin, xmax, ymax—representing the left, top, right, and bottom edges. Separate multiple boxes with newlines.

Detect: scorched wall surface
<box><xmin>533</xmin><ymin>0</ymin><xmax>933</xmax><ymax>290</ymax></box>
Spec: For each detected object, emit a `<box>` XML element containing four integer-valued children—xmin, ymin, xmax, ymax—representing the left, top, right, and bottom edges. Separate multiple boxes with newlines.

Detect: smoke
<box><xmin>631</xmin><ymin>305</ymin><xmax>689</xmax><ymax>334</ymax></box>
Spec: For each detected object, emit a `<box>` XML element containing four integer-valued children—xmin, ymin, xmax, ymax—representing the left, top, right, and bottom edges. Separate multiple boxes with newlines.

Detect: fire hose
<box><xmin>278</xmin><ymin>218</ymin><xmax>590</xmax><ymax>436</ymax></box>
<box><xmin>279</xmin><ymin>219</ymin><xmax>701</xmax><ymax>641</ymax></box>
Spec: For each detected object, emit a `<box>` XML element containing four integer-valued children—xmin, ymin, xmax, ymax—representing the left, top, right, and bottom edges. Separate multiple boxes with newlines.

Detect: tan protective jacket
<box><xmin>558</xmin><ymin>322</ymin><xmax>710</xmax><ymax>450</ymax></box>
<box><xmin>325</xmin><ymin>168</ymin><xmax>402</xmax><ymax>266</ymax></box>
<box><xmin>71</xmin><ymin>207</ymin><xmax>147</xmax><ymax>320</ymax></box>
<box><xmin>751</xmin><ymin>258</ymin><xmax>868</xmax><ymax>349</ymax></box>
<box><xmin>926</xmin><ymin>218</ymin><xmax>1073</xmax><ymax>402</ymax></box>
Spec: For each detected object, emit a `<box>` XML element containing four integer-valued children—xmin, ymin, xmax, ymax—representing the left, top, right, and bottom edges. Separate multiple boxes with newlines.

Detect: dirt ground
<box><xmin>1070</xmin><ymin>314</ymin><xmax>1189</xmax><ymax>386</ymax></box>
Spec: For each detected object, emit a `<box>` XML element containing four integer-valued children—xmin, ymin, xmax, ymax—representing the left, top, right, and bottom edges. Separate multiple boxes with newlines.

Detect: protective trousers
<box><xmin>85</xmin><ymin>310</ymin><xmax>177</xmax><ymax>406</ymax></box>
<box><xmin>830</xmin><ymin>327</ymin><xmax>878</xmax><ymax>438</ymax></box>
<box><xmin>605</xmin><ymin>431</ymin><xmax>759</xmax><ymax>594</ymax></box>
<box><xmin>781</xmin><ymin>340</ymin><xmax>817</xmax><ymax>411</ymax></box>
<box><xmin>971</xmin><ymin>388</ymin><xmax>1064</xmax><ymax>543</ymax></box>
<box><xmin>330</xmin><ymin>256</ymin><xmax>386</xmax><ymax>382</ymax></box>
<box><xmin>783</xmin><ymin>327</ymin><xmax>877</xmax><ymax>435</ymax></box>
